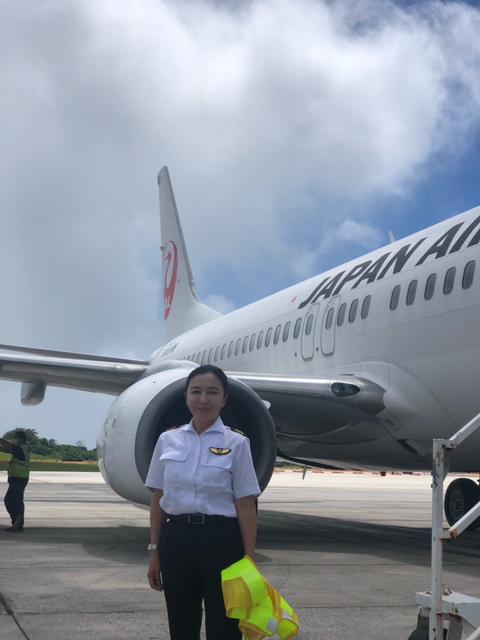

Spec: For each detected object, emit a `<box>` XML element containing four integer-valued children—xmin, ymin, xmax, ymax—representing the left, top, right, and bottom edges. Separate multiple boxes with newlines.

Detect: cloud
<box><xmin>1</xmin><ymin>0</ymin><xmax>480</xmax><ymax>443</ymax></box>
<box><xmin>204</xmin><ymin>294</ymin><xmax>237</xmax><ymax>314</ymax></box>
<box><xmin>336</xmin><ymin>220</ymin><xmax>384</xmax><ymax>248</ymax></box>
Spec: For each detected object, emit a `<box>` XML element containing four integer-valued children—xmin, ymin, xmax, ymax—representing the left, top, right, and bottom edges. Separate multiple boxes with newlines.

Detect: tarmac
<box><xmin>1</xmin><ymin>469</ymin><xmax>480</xmax><ymax>640</ymax></box>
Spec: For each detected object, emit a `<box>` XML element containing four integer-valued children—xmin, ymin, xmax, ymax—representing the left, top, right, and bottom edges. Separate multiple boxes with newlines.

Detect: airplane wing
<box><xmin>229</xmin><ymin>371</ymin><xmax>385</xmax><ymax>414</ymax></box>
<box><xmin>0</xmin><ymin>344</ymin><xmax>148</xmax><ymax>402</ymax></box>
<box><xmin>227</xmin><ymin>370</ymin><xmax>387</xmax><ymax>445</ymax></box>
<box><xmin>224</xmin><ymin>370</ymin><xmax>424</xmax><ymax>471</ymax></box>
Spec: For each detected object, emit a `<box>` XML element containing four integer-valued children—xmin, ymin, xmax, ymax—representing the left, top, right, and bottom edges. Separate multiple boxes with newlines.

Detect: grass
<box><xmin>0</xmin><ymin>452</ymin><xmax>98</xmax><ymax>472</ymax></box>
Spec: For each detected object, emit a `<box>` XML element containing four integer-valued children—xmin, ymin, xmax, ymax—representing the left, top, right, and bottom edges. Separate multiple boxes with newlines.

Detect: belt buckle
<box><xmin>189</xmin><ymin>514</ymin><xmax>205</xmax><ymax>525</ymax></box>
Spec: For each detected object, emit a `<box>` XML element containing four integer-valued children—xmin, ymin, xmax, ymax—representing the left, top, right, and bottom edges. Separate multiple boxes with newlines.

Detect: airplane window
<box><xmin>444</xmin><ymin>267</ymin><xmax>456</xmax><ymax>295</ymax></box>
<box><xmin>293</xmin><ymin>317</ymin><xmax>302</xmax><ymax>339</ymax></box>
<box><xmin>283</xmin><ymin>321</ymin><xmax>291</xmax><ymax>342</ymax></box>
<box><xmin>221</xmin><ymin>344</ymin><xmax>226</xmax><ymax>360</ymax></box>
<box><xmin>242</xmin><ymin>336</ymin><xmax>249</xmax><ymax>353</ymax></box>
<box><xmin>463</xmin><ymin>261</ymin><xmax>476</xmax><ymax>289</ymax></box>
<box><xmin>305</xmin><ymin>314</ymin><xmax>314</xmax><ymax>335</ymax></box>
<box><xmin>390</xmin><ymin>285</ymin><xmax>401</xmax><ymax>310</ymax></box>
<box><xmin>424</xmin><ymin>274</ymin><xmax>436</xmax><ymax>300</ymax></box>
<box><xmin>257</xmin><ymin>330</ymin><xmax>264</xmax><ymax>349</ymax></box>
<box><xmin>361</xmin><ymin>295</ymin><xmax>371</xmax><ymax>319</ymax></box>
<box><xmin>265</xmin><ymin>327</ymin><xmax>272</xmax><ymax>347</ymax></box>
<box><xmin>406</xmin><ymin>280</ymin><xmax>417</xmax><ymax>306</ymax></box>
<box><xmin>196</xmin><ymin>352</ymin><xmax>201</xmax><ymax>363</ymax></box>
<box><xmin>273</xmin><ymin>324</ymin><xmax>281</xmax><ymax>345</ymax></box>
<box><xmin>235</xmin><ymin>338</ymin><xmax>241</xmax><ymax>356</ymax></box>
<box><xmin>228</xmin><ymin>341</ymin><xmax>234</xmax><ymax>358</ymax></box>
<box><xmin>249</xmin><ymin>333</ymin><xmax>256</xmax><ymax>351</ymax></box>
<box><xmin>348</xmin><ymin>299</ymin><xmax>358</xmax><ymax>323</ymax></box>
<box><xmin>214</xmin><ymin>346</ymin><xmax>220</xmax><ymax>362</ymax></box>
<box><xmin>337</xmin><ymin>303</ymin><xmax>346</xmax><ymax>326</ymax></box>
<box><xmin>201</xmin><ymin>350</ymin><xmax>207</xmax><ymax>364</ymax></box>
<box><xmin>208</xmin><ymin>348</ymin><xmax>213</xmax><ymax>362</ymax></box>
<box><xmin>325</xmin><ymin>307</ymin><xmax>334</xmax><ymax>330</ymax></box>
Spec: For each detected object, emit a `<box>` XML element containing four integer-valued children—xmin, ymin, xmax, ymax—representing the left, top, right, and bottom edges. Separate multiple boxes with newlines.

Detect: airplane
<box><xmin>1</xmin><ymin>167</ymin><xmax>480</xmax><ymax>527</ymax></box>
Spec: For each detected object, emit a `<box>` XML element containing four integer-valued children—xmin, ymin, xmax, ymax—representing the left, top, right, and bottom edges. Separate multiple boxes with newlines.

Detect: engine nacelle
<box><xmin>97</xmin><ymin>365</ymin><xmax>277</xmax><ymax>505</ymax></box>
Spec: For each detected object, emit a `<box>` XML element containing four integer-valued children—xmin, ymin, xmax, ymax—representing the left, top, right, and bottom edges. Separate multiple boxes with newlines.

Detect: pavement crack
<box><xmin>0</xmin><ymin>591</ymin><xmax>31</xmax><ymax>639</ymax></box>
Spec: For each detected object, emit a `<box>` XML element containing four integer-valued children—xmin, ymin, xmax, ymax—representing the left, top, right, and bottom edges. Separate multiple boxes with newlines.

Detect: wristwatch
<box><xmin>147</xmin><ymin>544</ymin><xmax>159</xmax><ymax>552</ymax></box>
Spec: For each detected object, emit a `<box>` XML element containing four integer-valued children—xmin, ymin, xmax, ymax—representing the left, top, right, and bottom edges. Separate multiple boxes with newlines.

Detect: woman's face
<box><xmin>186</xmin><ymin>372</ymin><xmax>227</xmax><ymax>425</ymax></box>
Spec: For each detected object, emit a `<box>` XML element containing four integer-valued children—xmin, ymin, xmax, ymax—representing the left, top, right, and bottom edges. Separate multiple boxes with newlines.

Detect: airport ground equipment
<box><xmin>409</xmin><ymin>412</ymin><xmax>480</xmax><ymax>640</ymax></box>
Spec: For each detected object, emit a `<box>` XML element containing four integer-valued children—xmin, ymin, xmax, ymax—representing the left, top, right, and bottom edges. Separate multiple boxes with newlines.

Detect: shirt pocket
<box><xmin>159</xmin><ymin>447</ymin><xmax>188</xmax><ymax>488</ymax></box>
<box><xmin>200</xmin><ymin>449</ymin><xmax>233</xmax><ymax>488</ymax></box>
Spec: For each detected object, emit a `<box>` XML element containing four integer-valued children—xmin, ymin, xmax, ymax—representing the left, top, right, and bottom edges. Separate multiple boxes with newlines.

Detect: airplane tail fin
<box><xmin>158</xmin><ymin>167</ymin><xmax>221</xmax><ymax>342</ymax></box>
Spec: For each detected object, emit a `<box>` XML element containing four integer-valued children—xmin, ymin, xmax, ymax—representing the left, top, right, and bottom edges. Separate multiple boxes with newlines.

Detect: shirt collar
<box><xmin>184</xmin><ymin>417</ymin><xmax>225</xmax><ymax>435</ymax></box>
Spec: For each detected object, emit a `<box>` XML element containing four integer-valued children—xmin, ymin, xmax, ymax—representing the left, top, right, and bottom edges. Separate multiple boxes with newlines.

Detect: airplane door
<box><xmin>321</xmin><ymin>296</ymin><xmax>340</xmax><ymax>355</ymax></box>
<box><xmin>301</xmin><ymin>303</ymin><xmax>320</xmax><ymax>361</ymax></box>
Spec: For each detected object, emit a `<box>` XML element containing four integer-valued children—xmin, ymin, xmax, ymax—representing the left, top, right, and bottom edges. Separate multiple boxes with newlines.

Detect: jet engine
<box><xmin>97</xmin><ymin>363</ymin><xmax>277</xmax><ymax>506</ymax></box>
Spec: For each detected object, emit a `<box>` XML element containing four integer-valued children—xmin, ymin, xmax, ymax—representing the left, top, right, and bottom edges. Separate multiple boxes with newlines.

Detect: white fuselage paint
<box><xmin>147</xmin><ymin>206</ymin><xmax>480</xmax><ymax>471</ymax></box>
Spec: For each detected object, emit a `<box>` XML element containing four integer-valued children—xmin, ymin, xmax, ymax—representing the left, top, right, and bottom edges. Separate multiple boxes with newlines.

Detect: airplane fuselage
<box><xmin>148</xmin><ymin>207</ymin><xmax>480</xmax><ymax>472</ymax></box>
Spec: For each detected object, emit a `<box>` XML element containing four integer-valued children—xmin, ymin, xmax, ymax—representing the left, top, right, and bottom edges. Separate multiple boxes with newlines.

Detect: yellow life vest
<box><xmin>221</xmin><ymin>555</ymin><xmax>299</xmax><ymax>640</ymax></box>
<box><xmin>8</xmin><ymin>444</ymin><xmax>30</xmax><ymax>479</ymax></box>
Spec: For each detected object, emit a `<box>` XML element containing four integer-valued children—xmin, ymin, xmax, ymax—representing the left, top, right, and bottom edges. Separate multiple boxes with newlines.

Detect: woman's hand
<box><xmin>147</xmin><ymin>553</ymin><xmax>163</xmax><ymax>591</ymax></box>
<box><xmin>235</xmin><ymin>496</ymin><xmax>257</xmax><ymax>562</ymax></box>
<box><xmin>148</xmin><ymin>489</ymin><xmax>165</xmax><ymax>591</ymax></box>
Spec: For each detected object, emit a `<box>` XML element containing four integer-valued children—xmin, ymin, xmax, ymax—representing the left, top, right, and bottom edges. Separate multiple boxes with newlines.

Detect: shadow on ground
<box><xmin>1</xmin><ymin>509</ymin><xmax>479</xmax><ymax>571</ymax></box>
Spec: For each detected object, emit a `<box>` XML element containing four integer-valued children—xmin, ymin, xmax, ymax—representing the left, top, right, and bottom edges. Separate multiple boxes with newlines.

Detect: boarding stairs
<box><xmin>409</xmin><ymin>412</ymin><xmax>480</xmax><ymax>640</ymax></box>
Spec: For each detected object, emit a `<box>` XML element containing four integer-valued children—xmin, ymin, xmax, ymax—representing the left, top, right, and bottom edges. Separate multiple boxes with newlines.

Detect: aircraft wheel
<box><xmin>444</xmin><ymin>478</ymin><xmax>480</xmax><ymax>528</ymax></box>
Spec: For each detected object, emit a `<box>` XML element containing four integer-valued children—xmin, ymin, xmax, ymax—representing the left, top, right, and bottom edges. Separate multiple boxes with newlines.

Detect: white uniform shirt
<box><xmin>145</xmin><ymin>417</ymin><xmax>261</xmax><ymax>517</ymax></box>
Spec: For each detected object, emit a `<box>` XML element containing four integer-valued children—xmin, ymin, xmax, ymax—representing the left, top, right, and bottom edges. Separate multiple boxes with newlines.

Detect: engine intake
<box><xmin>98</xmin><ymin>366</ymin><xmax>277</xmax><ymax>506</ymax></box>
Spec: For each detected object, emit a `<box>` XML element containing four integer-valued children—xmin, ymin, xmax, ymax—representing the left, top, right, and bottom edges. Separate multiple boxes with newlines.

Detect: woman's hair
<box><xmin>185</xmin><ymin>365</ymin><xmax>229</xmax><ymax>397</ymax></box>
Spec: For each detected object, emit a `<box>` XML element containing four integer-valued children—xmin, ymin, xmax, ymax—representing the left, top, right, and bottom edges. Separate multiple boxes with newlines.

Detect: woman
<box><xmin>146</xmin><ymin>364</ymin><xmax>260</xmax><ymax>640</ymax></box>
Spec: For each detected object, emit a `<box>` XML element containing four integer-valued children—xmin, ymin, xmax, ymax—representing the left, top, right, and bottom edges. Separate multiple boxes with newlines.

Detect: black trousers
<box><xmin>160</xmin><ymin>518</ymin><xmax>244</xmax><ymax>640</ymax></box>
<box><xmin>4</xmin><ymin>477</ymin><xmax>28</xmax><ymax>525</ymax></box>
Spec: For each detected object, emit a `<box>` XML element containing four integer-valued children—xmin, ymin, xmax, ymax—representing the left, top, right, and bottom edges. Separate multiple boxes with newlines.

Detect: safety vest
<box><xmin>222</xmin><ymin>556</ymin><xmax>299</xmax><ymax>640</ymax></box>
<box><xmin>8</xmin><ymin>444</ymin><xmax>30</xmax><ymax>479</ymax></box>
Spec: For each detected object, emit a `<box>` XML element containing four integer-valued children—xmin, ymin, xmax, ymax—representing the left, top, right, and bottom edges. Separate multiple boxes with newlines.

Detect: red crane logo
<box><xmin>163</xmin><ymin>240</ymin><xmax>178</xmax><ymax>320</ymax></box>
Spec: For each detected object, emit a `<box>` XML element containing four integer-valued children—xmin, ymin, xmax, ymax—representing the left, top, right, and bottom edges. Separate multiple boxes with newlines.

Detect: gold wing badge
<box><xmin>209</xmin><ymin>447</ymin><xmax>232</xmax><ymax>456</ymax></box>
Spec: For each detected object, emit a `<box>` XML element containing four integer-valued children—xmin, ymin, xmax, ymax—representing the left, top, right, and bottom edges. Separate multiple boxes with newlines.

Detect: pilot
<box><xmin>145</xmin><ymin>364</ymin><xmax>260</xmax><ymax>640</ymax></box>
<box><xmin>0</xmin><ymin>429</ymin><xmax>30</xmax><ymax>532</ymax></box>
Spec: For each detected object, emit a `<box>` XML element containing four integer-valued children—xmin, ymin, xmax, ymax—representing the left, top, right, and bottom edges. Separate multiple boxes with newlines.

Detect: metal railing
<box><xmin>415</xmin><ymin>411</ymin><xmax>480</xmax><ymax>640</ymax></box>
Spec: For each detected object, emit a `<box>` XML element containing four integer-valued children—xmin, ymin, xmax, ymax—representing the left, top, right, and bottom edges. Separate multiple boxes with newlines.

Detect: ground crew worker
<box><xmin>0</xmin><ymin>429</ymin><xmax>30</xmax><ymax>532</ymax></box>
<box><xmin>146</xmin><ymin>364</ymin><xmax>260</xmax><ymax>640</ymax></box>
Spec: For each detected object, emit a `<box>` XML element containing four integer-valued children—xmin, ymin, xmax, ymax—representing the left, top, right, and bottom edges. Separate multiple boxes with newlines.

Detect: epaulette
<box><xmin>228</xmin><ymin>426</ymin><xmax>246</xmax><ymax>438</ymax></box>
<box><xmin>164</xmin><ymin>425</ymin><xmax>180</xmax><ymax>432</ymax></box>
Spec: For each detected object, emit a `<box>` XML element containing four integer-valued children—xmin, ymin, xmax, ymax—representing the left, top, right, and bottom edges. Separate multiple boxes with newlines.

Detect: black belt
<box><xmin>167</xmin><ymin>513</ymin><xmax>238</xmax><ymax>525</ymax></box>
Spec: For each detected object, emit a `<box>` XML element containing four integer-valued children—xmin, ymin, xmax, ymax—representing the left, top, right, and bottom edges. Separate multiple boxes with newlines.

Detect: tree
<box><xmin>2</xmin><ymin>428</ymin><xmax>39</xmax><ymax>443</ymax></box>
<box><xmin>2</xmin><ymin>428</ymin><xmax>96</xmax><ymax>461</ymax></box>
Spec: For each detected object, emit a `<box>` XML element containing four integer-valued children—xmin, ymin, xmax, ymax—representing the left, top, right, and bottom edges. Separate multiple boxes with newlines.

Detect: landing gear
<box><xmin>444</xmin><ymin>478</ymin><xmax>480</xmax><ymax>528</ymax></box>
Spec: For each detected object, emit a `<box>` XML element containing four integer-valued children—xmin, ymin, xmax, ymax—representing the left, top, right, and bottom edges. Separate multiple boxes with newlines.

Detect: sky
<box><xmin>1</xmin><ymin>0</ymin><xmax>480</xmax><ymax>447</ymax></box>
